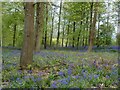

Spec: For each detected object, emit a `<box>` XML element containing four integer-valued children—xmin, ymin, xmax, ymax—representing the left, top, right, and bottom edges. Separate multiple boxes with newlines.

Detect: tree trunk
<box><xmin>56</xmin><ymin>0</ymin><xmax>62</xmax><ymax>46</ymax></box>
<box><xmin>50</xmin><ymin>10</ymin><xmax>54</xmax><ymax>46</ymax></box>
<box><xmin>34</xmin><ymin>2</ymin><xmax>44</xmax><ymax>52</ymax></box>
<box><xmin>97</xmin><ymin>14</ymin><xmax>100</xmax><ymax>47</ymax></box>
<box><xmin>88</xmin><ymin>2</ymin><xmax>93</xmax><ymax>46</ymax></box>
<box><xmin>62</xmin><ymin>19</ymin><xmax>65</xmax><ymax>47</ymax></box>
<box><xmin>13</xmin><ymin>24</ymin><xmax>17</xmax><ymax>47</ymax></box>
<box><xmin>20</xmin><ymin>2</ymin><xmax>34</xmax><ymax>69</ymax></box>
<box><xmin>66</xmin><ymin>22</ymin><xmax>70</xmax><ymax>47</ymax></box>
<box><xmin>77</xmin><ymin>21</ymin><xmax>82</xmax><ymax>49</ymax></box>
<box><xmin>44</xmin><ymin>3</ymin><xmax>48</xmax><ymax>49</ymax></box>
<box><xmin>106</xmin><ymin>2</ymin><xmax>110</xmax><ymax>46</ymax></box>
<box><xmin>85</xmin><ymin>15</ymin><xmax>89</xmax><ymax>46</ymax></box>
<box><xmin>88</xmin><ymin>2</ymin><xmax>98</xmax><ymax>52</ymax></box>
<box><xmin>72</xmin><ymin>22</ymin><xmax>75</xmax><ymax>48</ymax></box>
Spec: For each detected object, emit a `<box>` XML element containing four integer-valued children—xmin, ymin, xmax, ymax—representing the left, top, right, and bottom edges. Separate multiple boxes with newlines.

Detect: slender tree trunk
<box><xmin>34</xmin><ymin>2</ymin><xmax>44</xmax><ymax>52</ymax></box>
<box><xmin>66</xmin><ymin>22</ymin><xmax>70</xmax><ymax>47</ymax></box>
<box><xmin>56</xmin><ymin>0</ymin><xmax>62</xmax><ymax>46</ymax></box>
<box><xmin>85</xmin><ymin>15</ymin><xmax>89</xmax><ymax>46</ymax></box>
<box><xmin>62</xmin><ymin>19</ymin><xmax>65</xmax><ymax>47</ymax></box>
<box><xmin>72</xmin><ymin>22</ymin><xmax>75</xmax><ymax>48</ymax></box>
<box><xmin>20</xmin><ymin>2</ymin><xmax>34</xmax><ymax>69</ymax></box>
<box><xmin>44</xmin><ymin>3</ymin><xmax>48</xmax><ymax>49</ymax></box>
<box><xmin>50</xmin><ymin>10</ymin><xmax>54</xmax><ymax>46</ymax></box>
<box><xmin>97</xmin><ymin>14</ymin><xmax>100</xmax><ymax>47</ymax></box>
<box><xmin>82</xmin><ymin>13</ymin><xmax>86</xmax><ymax>47</ymax></box>
<box><xmin>88</xmin><ymin>2</ymin><xmax>98</xmax><ymax>52</ymax></box>
<box><xmin>13</xmin><ymin>24</ymin><xmax>17</xmax><ymax>47</ymax></box>
<box><xmin>88</xmin><ymin>2</ymin><xmax>93</xmax><ymax>46</ymax></box>
<box><xmin>106</xmin><ymin>2</ymin><xmax>110</xmax><ymax>45</ymax></box>
<box><xmin>77</xmin><ymin>21</ymin><xmax>82</xmax><ymax>49</ymax></box>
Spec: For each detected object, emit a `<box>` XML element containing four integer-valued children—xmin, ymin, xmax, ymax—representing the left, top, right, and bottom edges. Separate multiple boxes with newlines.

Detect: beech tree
<box><xmin>20</xmin><ymin>2</ymin><xmax>34</xmax><ymax>69</ymax></box>
<box><xmin>34</xmin><ymin>2</ymin><xmax>44</xmax><ymax>52</ymax></box>
<box><xmin>56</xmin><ymin>0</ymin><xmax>62</xmax><ymax>46</ymax></box>
<box><xmin>88</xmin><ymin>2</ymin><xmax>98</xmax><ymax>52</ymax></box>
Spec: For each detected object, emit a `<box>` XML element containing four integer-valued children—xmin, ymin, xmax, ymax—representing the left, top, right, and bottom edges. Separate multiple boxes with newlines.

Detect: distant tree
<box><xmin>116</xmin><ymin>33</ymin><xmax>120</xmax><ymax>46</ymax></box>
<box><xmin>44</xmin><ymin>3</ymin><xmax>48</xmax><ymax>49</ymax></box>
<box><xmin>66</xmin><ymin>21</ymin><xmax>70</xmax><ymax>47</ymax></box>
<box><xmin>72</xmin><ymin>22</ymin><xmax>75</xmax><ymax>48</ymax></box>
<box><xmin>20</xmin><ymin>2</ymin><xmax>34</xmax><ymax>69</ymax></box>
<box><xmin>50</xmin><ymin>8</ymin><xmax>54</xmax><ymax>46</ymax></box>
<box><xmin>62</xmin><ymin>19</ymin><xmax>65</xmax><ymax>47</ymax></box>
<box><xmin>56</xmin><ymin>0</ymin><xmax>62</xmax><ymax>46</ymax></box>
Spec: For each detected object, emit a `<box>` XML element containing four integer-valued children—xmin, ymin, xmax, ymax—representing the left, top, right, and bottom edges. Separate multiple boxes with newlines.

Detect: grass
<box><xmin>2</xmin><ymin>48</ymin><xmax>118</xmax><ymax>88</ymax></box>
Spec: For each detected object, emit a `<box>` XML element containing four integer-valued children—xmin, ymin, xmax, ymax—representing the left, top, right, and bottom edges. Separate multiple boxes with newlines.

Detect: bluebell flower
<box><xmin>81</xmin><ymin>69</ymin><xmax>85</xmax><ymax>74</ymax></box>
<box><xmin>58</xmin><ymin>71</ymin><xmax>64</xmax><ymax>76</ymax></box>
<box><xmin>16</xmin><ymin>78</ymin><xmax>20</xmax><ymax>81</ymax></box>
<box><xmin>68</xmin><ymin>67</ymin><xmax>72</xmax><ymax>75</ymax></box>
<box><xmin>60</xmin><ymin>79</ymin><xmax>68</xmax><ymax>85</ymax></box>
<box><xmin>106</xmin><ymin>75</ymin><xmax>110</xmax><ymax>79</ymax></box>
<box><xmin>16</xmin><ymin>78</ymin><xmax>22</xmax><ymax>84</ymax></box>
<box><xmin>38</xmin><ymin>72</ymin><xmax>44</xmax><ymax>76</ymax></box>
<box><xmin>24</xmin><ymin>76</ymin><xmax>29</xmax><ymax>79</ymax></box>
<box><xmin>51</xmin><ymin>81</ymin><xmax>57</xmax><ymax>88</ymax></box>
<box><xmin>28</xmin><ymin>70</ymin><xmax>32</xmax><ymax>74</ymax></box>
<box><xmin>37</xmin><ymin>77</ymin><xmax>41</xmax><ymax>81</ymax></box>
<box><xmin>83</xmin><ymin>73</ymin><xmax>86</xmax><ymax>78</ymax></box>
<box><xmin>67</xmin><ymin>76</ymin><xmax>70</xmax><ymax>82</ymax></box>
<box><xmin>94</xmin><ymin>74</ymin><xmax>99</xmax><ymax>79</ymax></box>
<box><xmin>30</xmin><ymin>76</ymin><xmax>35</xmax><ymax>81</ymax></box>
<box><xmin>89</xmin><ymin>75</ymin><xmax>92</xmax><ymax>80</ymax></box>
<box><xmin>75</xmin><ymin>75</ymin><xmax>79</xmax><ymax>79</ymax></box>
<box><xmin>18</xmin><ymin>70</ymin><xmax>22</xmax><ymax>74</ymax></box>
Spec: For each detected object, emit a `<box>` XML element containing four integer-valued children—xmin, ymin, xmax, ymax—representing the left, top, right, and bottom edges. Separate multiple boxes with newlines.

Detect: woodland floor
<box><xmin>2</xmin><ymin>47</ymin><xmax>119</xmax><ymax>88</ymax></box>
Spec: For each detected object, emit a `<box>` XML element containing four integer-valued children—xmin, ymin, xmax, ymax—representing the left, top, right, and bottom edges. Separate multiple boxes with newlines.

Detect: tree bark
<box><xmin>77</xmin><ymin>21</ymin><xmax>82</xmax><ymax>49</ymax></box>
<box><xmin>13</xmin><ymin>24</ymin><xmax>17</xmax><ymax>47</ymax></box>
<box><xmin>66</xmin><ymin>22</ymin><xmax>70</xmax><ymax>47</ymax></box>
<box><xmin>50</xmin><ymin>9</ymin><xmax>54</xmax><ymax>46</ymax></box>
<box><xmin>85</xmin><ymin>15</ymin><xmax>89</xmax><ymax>46</ymax></box>
<box><xmin>88</xmin><ymin>2</ymin><xmax>98</xmax><ymax>52</ymax></box>
<box><xmin>62</xmin><ymin>19</ymin><xmax>65</xmax><ymax>47</ymax></box>
<box><xmin>72</xmin><ymin>22</ymin><xmax>75</xmax><ymax>48</ymax></box>
<box><xmin>56</xmin><ymin>0</ymin><xmax>62</xmax><ymax>46</ymax></box>
<box><xmin>44</xmin><ymin>3</ymin><xmax>48</xmax><ymax>49</ymax></box>
<box><xmin>20</xmin><ymin>2</ymin><xmax>34</xmax><ymax>69</ymax></box>
<box><xmin>88</xmin><ymin>2</ymin><xmax>93</xmax><ymax>46</ymax></box>
<box><xmin>97</xmin><ymin>14</ymin><xmax>100</xmax><ymax>47</ymax></box>
<box><xmin>34</xmin><ymin>2</ymin><xmax>44</xmax><ymax>52</ymax></box>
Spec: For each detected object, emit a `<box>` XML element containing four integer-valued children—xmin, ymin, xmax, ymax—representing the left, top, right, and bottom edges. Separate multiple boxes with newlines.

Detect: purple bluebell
<box><xmin>106</xmin><ymin>75</ymin><xmax>110</xmax><ymax>79</ymax></box>
<box><xmin>24</xmin><ymin>76</ymin><xmax>29</xmax><ymax>79</ymax></box>
<box><xmin>51</xmin><ymin>81</ymin><xmax>57</xmax><ymax>88</ymax></box>
<box><xmin>58</xmin><ymin>71</ymin><xmax>64</xmax><ymax>76</ymax></box>
<box><xmin>83</xmin><ymin>73</ymin><xmax>86</xmax><ymax>78</ymax></box>
<box><xmin>81</xmin><ymin>69</ymin><xmax>85</xmax><ymax>74</ymax></box>
<box><xmin>75</xmin><ymin>75</ymin><xmax>79</xmax><ymax>79</ymax></box>
<box><xmin>94</xmin><ymin>74</ymin><xmax>99</xmax><ymax>79</ymax></box>
<box><xmin>60</xmin><ymin>79</ymin><xmax>68</xmax><ymax>85</ymax></box>
<box><xmin>16</xmin><ymin>78</ymin><xmax>22</xmax><ymax>84</ymax></box>
<box><xmin>18</xmin><ymin>70</ymin><xmax>22</xmax><ymax>74</ymax></box>
<box><xmin>89</xmin><ymin>75</ymin><xmax>92</xmax><ymax>80</ymax></box>
<box><xmin>28</xmin><ymin>70</ymin><xmax>32</xmax><ymax>74</ymax></box>
<box><xmin>68</xmin><ymin>67</ymin><xmax>72</xmax><ymax>75</ymax></box>
<box><xmin>36</xmin><ymin>77</ymin><xmax>41</xmax><ymax>81</ymax></box>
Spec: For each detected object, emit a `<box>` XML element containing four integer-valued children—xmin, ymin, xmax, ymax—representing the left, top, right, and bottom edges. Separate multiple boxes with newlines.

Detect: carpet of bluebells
<box><xmin>2</xmin><ymin>47</ymin><xmax>119</xmax><ymax>88</ymax></box>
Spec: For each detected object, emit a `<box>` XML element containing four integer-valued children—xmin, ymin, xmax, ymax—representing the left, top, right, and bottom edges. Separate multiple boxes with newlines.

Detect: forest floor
<box><xmin>2</xmin><ymin>47</ymin><xmax>118</xmax><ymax>88</ymax></box>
